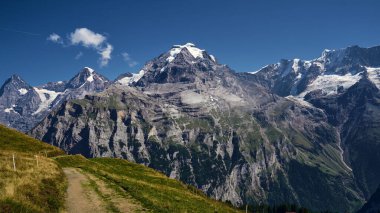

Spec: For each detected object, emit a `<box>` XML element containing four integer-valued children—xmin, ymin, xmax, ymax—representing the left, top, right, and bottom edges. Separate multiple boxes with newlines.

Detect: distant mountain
<box><xmin>0</xmin><ymin>67</ymin><xmax>110</xmax><ymax>132</ymax></box>
<box><xmin>251</xmin><ymin>45</ymin><xmax>380</xmax><ymax>97</ymax></box>
<box><xmin>250</xmin><ymin>45</ymin><xmax>380</xmax><ymax>202</ymax></box>
<box><xmin>0</xmin><ymin>75</ymin><xmax>42</xmax><ymax>131</ymax></box>
<box><xmin>30</xmin><ymin>43</ymin><xmax>378</xmax><ymax>212</ymax></box>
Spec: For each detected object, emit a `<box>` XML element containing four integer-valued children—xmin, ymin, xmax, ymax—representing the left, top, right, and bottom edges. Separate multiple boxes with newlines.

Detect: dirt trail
<box><xmin>63</xmin><ymin>168</ymin><xmax>144</xmax><ymax>213</ymax></box>
<box><xmin>63</xmin><ymin>168</ymin><xmax>107</xmax><ymax>213</ymax></box>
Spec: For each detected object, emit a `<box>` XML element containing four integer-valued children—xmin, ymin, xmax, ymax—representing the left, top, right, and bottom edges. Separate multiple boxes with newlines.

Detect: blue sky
<box><xmin>1</xmin><ymin>0</ymin><xmax>380</xmax><ymax>86</ymax></box>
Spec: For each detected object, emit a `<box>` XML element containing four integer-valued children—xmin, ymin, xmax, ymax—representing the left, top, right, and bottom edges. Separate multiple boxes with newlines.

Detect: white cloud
<box><xmin>47</xmin><ymin>33</ymin><xmax>62</xmax><ymax>43</ymax></box>
<box><xmin>75</xmin><ymin>52</ymin><xmax>83</xmax><ymax>60</ymax></box>
<box><xmin>121</xmin><ymin>52</ymin><xmax>138</xmax><ymax>67</ymax></box>
<box><xmin>122</xmin><ymin>52</ymin><xmax>131</xmax><ymax>61</ymax></box>
<box><xmin>69</xmin><ymin>28</ymin><xmax>106</xmax><ymax>48</ymax></box>
<box><xmin>99</xmin><ymin>44</ymin><xmax>113</xmax><ymax>66</ymax></box>
<box><xmin>48</xmin><ymin>28</ymin><xmax>113</xmax><ymax>66</ymax></box>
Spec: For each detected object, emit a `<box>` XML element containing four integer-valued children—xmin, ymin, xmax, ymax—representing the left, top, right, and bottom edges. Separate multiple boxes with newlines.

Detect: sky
<box><xmin>1</xmin><ymin>0</ymin><xmax>380</xmax><ymax>86</ymax></box>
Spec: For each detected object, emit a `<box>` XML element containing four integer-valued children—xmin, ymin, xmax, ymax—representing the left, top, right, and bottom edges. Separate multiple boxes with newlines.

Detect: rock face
<box><xmin>0</xmin><ymin>67</ymin><xmax>109</xmax><ymax>132</ymax></box>
<box><xmin>0</xmin><ymin>75</ymin><xmax>42</xmax><ymax>131</ymax></box>
<box><xmin>251</xmin><ymin>45</ymin><xmax>380</xmax><ymax>206</ymax></box>
<box><xmin>30</xmin><ymin>43</ymin><xmax>375</xmax><ymax>212</ymax></box>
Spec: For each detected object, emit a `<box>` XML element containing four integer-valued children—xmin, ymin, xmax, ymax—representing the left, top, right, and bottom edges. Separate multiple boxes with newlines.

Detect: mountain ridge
<box><xmin>0</xmin><ymin>67</ymin><xmax>110</xmax><ymax>132</ymax></box>
<box><xmin>28</xmin><ymin>43</ymin><xmax>380</xmax><ymax>212</ymax></box>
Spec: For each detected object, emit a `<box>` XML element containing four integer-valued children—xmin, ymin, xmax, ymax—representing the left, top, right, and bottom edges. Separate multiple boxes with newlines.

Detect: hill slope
<box><xmin>0</xmin><ymin>124</ymin><xmax>66</xmax><ymax>213</ymax></box>
<box><xmin>0</xmin><ymin>124</ymin><xmax>240</xmax><ymax>212</ymax></box>
<box><xmin>55</xmin><ymin>155</ymin><xmax>240</xmax><ymax>213</ymax></box>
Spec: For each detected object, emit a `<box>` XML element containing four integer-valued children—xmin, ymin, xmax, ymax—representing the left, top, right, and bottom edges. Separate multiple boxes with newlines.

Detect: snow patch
<box><xmin>292</xmin><ymin>59</ymin><xmax>301</xmax><ymax>73</ymax></box>
<box><xmin>366</xmin><ymin>67</ymin><xmax>380</xmax><ymax>89</ymax></box>
<box><xmin>167</xmin><ymin>43</ymin><xmax>204</xmax><ymax>62</ymax></box>
<box><xmin>304</xmin><ymin>60</ymin><xmax>312</xmax><ymax>69</ymax></box>
<box><xmin>298</xmin><ymin>72</ymin><xmax>363</xmax><ymax>97</ymax></box>
<box><xmin>4</xmin><ymin>108</ymin><xmax>14</xmax><ymax>113</ymax></box>
<box><xmin>117</xmin><ymin>76</ymin><xmax>133</xmax><ymax>85</ymax></box>
<box><xmin>248</xmin><ymin>70</ymin><xmax>260</xmax><ymax>75</ymax></box>
<box><xmin>33</xmin><ymin>87</ymin><xmax>62</xmax><ymax>115</ymax></box>
<box><xmin>18</xmin><ymin>88</ymin><xmax>28</xmax><ymax>95</ymax></box>
<box><xmin>210</xmin><ymin>55</ymin><xmax>216</xmax><ymax>62</ymax></box>
<box><xmin>117</xmin><ymin>70</ymin><xmax>145</xmax><ymax>86</ymax></box>
<box><xmin>296</xmin><ymin>73</ymin><xmax>302</xmax><ymax>79</ymax></box>
<box><xmin>87</xmin><ymin>74</ymin><xmax>94</xmax><ymax>82</ymax></box>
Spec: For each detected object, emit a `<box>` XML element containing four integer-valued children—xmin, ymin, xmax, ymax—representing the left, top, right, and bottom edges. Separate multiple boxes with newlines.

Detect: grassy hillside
<box><xmin>0</xmin><ymin>124</ymin><xmax>241</xmax><ymax>212</ymax></box>
<box><xmin>55</xmin><ymin>155</ymin><xmax>241</xmax><ymax>213</ymax></box>
<box><xmin>0</xmin><ymin>124</ymin><xmax>66</xmax><ymax>213</ymax></box>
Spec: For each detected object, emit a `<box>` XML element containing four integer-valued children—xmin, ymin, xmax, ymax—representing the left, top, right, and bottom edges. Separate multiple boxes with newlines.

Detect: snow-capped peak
<box><xmin>83</xmin><ymin>67</ymin><xmax>94</xmax><ymax>73</ymax></box>
<box><xmin>167</xmin><ymin>43</ymin><xmax>205</xmax><ymax>62</ymax></box>
<box><xmin>80</xmin><ymin>67</ymin><xmax>96</xmax><ymax>82</ymax></box>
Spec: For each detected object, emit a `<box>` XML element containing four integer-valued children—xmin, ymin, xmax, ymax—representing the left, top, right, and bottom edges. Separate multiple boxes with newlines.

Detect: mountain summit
<box><xmin>117</xmin><ymin>43</ymin><xmax>219</xmax><ymax>86</ymax></box>
<box><xmin>66</xmin><ymin>67</ymin><xmax>109</xmax><ymax>90</ymax></box>
<box><xmin>0</xmin><ymin>67</ymin><xmax>110</xmax><ymax>131</ymax></box>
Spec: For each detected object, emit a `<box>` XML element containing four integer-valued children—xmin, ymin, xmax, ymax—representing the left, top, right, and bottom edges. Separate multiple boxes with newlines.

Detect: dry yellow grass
<box><xmin>0</xmin><ymin>151</ymin><xmax>66</xmax><ymax>212</ymax></box>
<box><xmin>0</xmin><ymin>124</ymin><xmax>66</xmax><ymax>213</ymax></box>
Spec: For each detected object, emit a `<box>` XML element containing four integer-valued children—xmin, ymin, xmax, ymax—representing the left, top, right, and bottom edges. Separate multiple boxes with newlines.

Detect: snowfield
<box><xmin>33</xmin><ymin>87</ymin><xmax>62</xmax><ymax>115</ymax></box>
<box><xmin>298</xmin><ymin>72</ymin><xmax>363</xmax><ymax>97</ymax></box>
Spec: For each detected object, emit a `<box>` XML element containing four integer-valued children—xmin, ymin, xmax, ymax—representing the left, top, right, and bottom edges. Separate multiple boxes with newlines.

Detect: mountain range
<box><xmin>0</xmin><ymin>67</ymin><xmax>109</xmax><ymax>132</ymax></box>
<box><xmin>1</xmin><ymin>43</ymin><xmax>380</xmax><ymax>212</ymax></box>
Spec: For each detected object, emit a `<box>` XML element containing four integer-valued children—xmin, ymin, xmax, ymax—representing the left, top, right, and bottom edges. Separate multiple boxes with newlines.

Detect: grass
<box><xmin>0</xmin><ymin>124</ymin><xmax>242</xmax><ymax>212</ymax></box>
<box><xmin>55</xmin><ymin>155</ymin><xmax>241</xmax><ymax>213</ymax></box>
<box><xmin>0</xmin><ymin>125</ymin><xmax>65</xmax><ymax>157</ymax></box>
<box><xmin>0</xmin><ymin>124</ymin><xmax>66</xmax><ymax>213</ymax></box>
